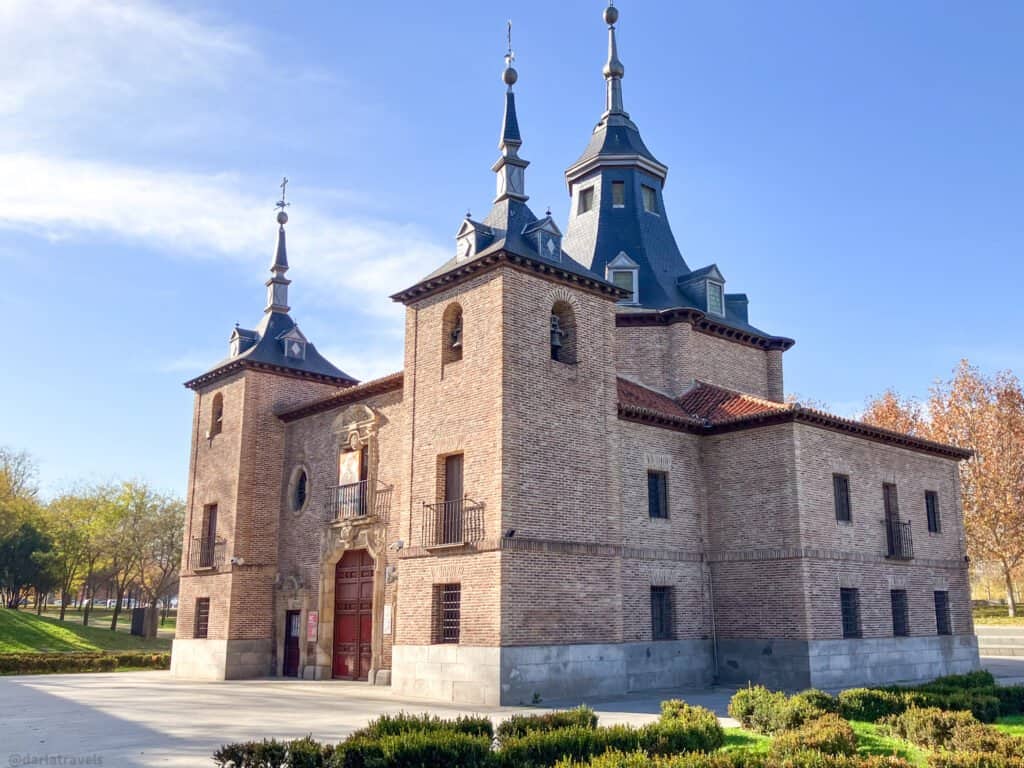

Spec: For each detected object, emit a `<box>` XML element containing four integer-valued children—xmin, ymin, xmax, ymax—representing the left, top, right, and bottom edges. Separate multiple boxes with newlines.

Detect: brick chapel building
<box><xmin>171</xmin><ymin>6</ymin><xmax>979</xmax><ymax>702</ymax></box>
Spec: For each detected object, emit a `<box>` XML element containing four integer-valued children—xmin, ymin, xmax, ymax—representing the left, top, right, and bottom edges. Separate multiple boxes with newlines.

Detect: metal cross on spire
<box><xmin>275</xmin><ymin>176</ymin><xmax>291</xmax><ymax>213</ymax></box>
<box><xmin>505</xmin><ymin>20</ymin><xmax>514</xmax><ymax>67</ymax></box>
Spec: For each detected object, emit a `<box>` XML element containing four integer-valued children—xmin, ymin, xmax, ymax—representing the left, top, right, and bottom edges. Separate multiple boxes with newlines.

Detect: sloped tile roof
<box><xmin>675</xmin><ymin>381</ymin><xmax>788</xmax><ymax>423</ymax></box>
<box><xmin>277</xmin><ymin>371</ymin><xmax>404</xmax><ymax>423</ymax></box>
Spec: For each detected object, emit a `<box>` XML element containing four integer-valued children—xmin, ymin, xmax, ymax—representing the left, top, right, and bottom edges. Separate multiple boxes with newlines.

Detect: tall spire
<box><xmin>266</xmin><ymin>177</ymin><xmax>292</xmax><ymax>314</ymax></box>
<box><xmin>603</xmin><ymin>2</ymin><xmax>627</xmax><ymax>119</ymax></box>
<box><xmin>492</xmin><ymin>21</ymin><xmax>529</xmax><ymax>203</ymax></box>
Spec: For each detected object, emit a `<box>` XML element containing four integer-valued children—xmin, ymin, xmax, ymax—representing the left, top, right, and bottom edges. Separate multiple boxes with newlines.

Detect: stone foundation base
<box><xmin>717</xmin><ymin>634</ymin><xmax>980</xmax><ymax>690</ymax></box>
<box><xmin>392</xmin><ymin>640</ymin><xmax>714</xmax><ymax>706</ymax></box>
<box><xmin>170</xmin><ymin>638</ymin><xmax>272</xmax><ymax>680</ymax></box>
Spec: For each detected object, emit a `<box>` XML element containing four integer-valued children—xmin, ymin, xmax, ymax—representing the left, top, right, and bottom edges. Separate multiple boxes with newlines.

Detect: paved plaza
<box><xmin>2</xmin><ymin>658</ymin><xmax>1022</xmax><ymax>768</ymax></box>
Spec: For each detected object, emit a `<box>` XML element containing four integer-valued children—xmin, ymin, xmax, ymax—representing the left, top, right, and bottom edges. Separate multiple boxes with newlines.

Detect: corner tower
<box><xmin>172</xmin><ymin>189</ymin><xmax>356</xmax><ymax>680</ymax></box>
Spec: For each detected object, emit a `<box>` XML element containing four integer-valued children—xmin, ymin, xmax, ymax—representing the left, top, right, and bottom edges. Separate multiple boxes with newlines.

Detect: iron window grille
<box><xmin>891</xmin><ymin>589</ymin><xmax>909</xmax><ymax>637</ymax></box>
<box><xmin>833</xmin><ymin>474</ymin><xmax>851</xmax><ymax>522</ymax></box>
<box><xmin>840</xmin><ymin>588</ymin><xmax>861</xmax><ymax>639</ymax></box>
<box><xmin>935</xmin><ymin>591</ymin><xmax>952</xmax><ymax>636</ymax></box>
<box><xmin>926</xmin><ymin>491</ymin><xmax>941</xmax><ymax>533</ymax></box>
<box><xmin>647</xmin><ymin>471</ymin><xmax>669</xmax><ymax>519</ymax></box>
<box><xmin>194</xmin><ymin>597</ymin><xmax>210</xmax><ymax>639</ymax></box>
<box><xmin>651</xmin><ymin>586</ymin><xmax>674</xmax><ymax>640</ymax></box>
<box><xmin>422</xmin><ymin>498</ymin><xmax>485</xmax><ymax>546</ymax></box>
<box><xmin>434</xmin><ymin>584</ymin><xmax>461</xmax><ymax>644</ymax></box>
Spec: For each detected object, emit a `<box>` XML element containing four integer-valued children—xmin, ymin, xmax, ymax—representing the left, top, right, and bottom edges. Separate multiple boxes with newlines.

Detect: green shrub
<box><xmin>770</xmin><ymin>714</ymin><xmax>857</xmax><ymax>758</ymax></box>
<box><xmin>0</xmin><ymin>651</ymin><xmax>170</xmax><ymax>675</ymax></box>
<box><xmin>948</xmin><ymin>724</ymin><xmax>1024</xmax><ymax>758</ymax></box>
<box><xmin>497</xmin><ymin>706</ymin><xmax>598</xmax><ymax>741</ymax></box>
<box><xmin>880</xmin><ymin>707</ymin><xmax>978</xmax><ymax>749</ymax></box>
<box><xmin>212</xmin><ymin>738</ymin><xmax>289</xmax><ymax>768</ymax></box>
<box><xmin>925</xmin><ymin>671</ymin><xmax>997</xmax><ymax>691</ymax></box>
<box><xmin>928</xmin><ymin>754</ymin><xmax>1024</xmax><ymax>768</ymax></box>
<box><xmin>350</xmin><ymin>711</ymin><xmax>494</xmax><ymax>740</ymax></box>
<box><xmin>496</xmin><ymin>724</ymin><xmax>639</xmax><ymax>768</ymax></box>
<box><xmin>791</xmin><ymin>690</ymin><xmax>840</xmax><ymax>715</ymax></box>
<box><xmin>330</xmin><ymin>730</ymin><xmax>491</xmax><ymax>768</ymax></box>
<box><xmin>639</xmin><ymin>715</ymin><xmax>725</xmax><ymax>755</ymax></box>
<box><xmin>994</xmin><ymin>686</ymin><xmax>1024</xmax><ymax>717</ymax></box>
<box><xmin>287</xmin><ymin>736</ymin><xmax>335</xmax><ymax>768</ymax></box>
<box><xmin>656</xmin><ymin>701</ymin><xmax>725</xmax><ymax>751</ymax></box>
<box><xmin>555</xmin><ymin>750</ymin><xmax>911</xmax><ymax>768</ymax></box>
<box><xmin>729</xmin><ymin>686</ymin><xmax>789</xmax><ymax>734</ymax></box>
<box><xmin>838</xmin><ymin>689</ymin><xmax>906</xmax><ymax>722</ymax></box>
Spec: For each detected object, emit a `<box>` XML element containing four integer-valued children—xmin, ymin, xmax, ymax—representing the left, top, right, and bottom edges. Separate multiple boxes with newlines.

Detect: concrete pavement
<box><xmin>2</xmin><ymin>656</ymin><xmax>1021</xmax><ymax>768</ymax></box>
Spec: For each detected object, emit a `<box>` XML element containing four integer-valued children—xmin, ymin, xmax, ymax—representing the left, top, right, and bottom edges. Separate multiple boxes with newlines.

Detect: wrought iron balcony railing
<box><xmin>422</xmin><ymin>498</ymin><xmax>485</xmax><ymax>547</ymax></box>
<box><xmin>324</xmin><ymin>479</ymin><xmax>393</xmax><ymax>524</ymax></box>
<box><xmin>885</xmin><ymin>518</ymin><xmax>914</xmax><ymax>560</ymax></box>
<box><xmin>189</xmin><ymin>537</ymin><xmax>226</xmax><ymax>571</ymax></box>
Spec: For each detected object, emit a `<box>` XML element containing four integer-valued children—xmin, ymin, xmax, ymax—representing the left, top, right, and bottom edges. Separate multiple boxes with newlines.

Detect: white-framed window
<box><xmin>707</xmin><ymin>282</ymin><xmax>725</xmax><ymax>316</ymax></box>
<box><xmin>578</xmin><ymin>186</ymin><xmax>595</xmax><ymax>214</ymax></box>
<box><xmin>611</xmin><ymin>181</ymin><xmax>625</xmax><ymax>207</ymax></box>
<box><xmin>642</xmin><ymin>185</ymin><xmax>658</xmax><ymax>214</ymax></box>
<box><xmin>610</xmin><ymin>269</ymin><xmax>639</xmax><ymax>304</ymax></box>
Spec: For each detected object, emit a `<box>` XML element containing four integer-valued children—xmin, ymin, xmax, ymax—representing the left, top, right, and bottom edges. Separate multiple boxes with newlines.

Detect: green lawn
<box><xmin>39</xmin><ymin>607</ymin><xmax>176</xmax><ymax>637</ymax></box>
<box><xmin>0</xmin><ymin>609</ymin><xmax>171</xmax><ymax>654</ymax></box>
<box><xmin>851</xmin><ymin>721</ymin><xmax>927</xmax><ymax>767</ymax></box>
<box><xmin>722</xmin><ymin>728</ymin><xmax>770</xmax><ymax>754</ymax></box>
<box><xmin>973</xmin><ymin>605</ymin><xmax>1024</xmax><ymax>626</ymax></box>
<box><xmin>995</xmin><ymin>715</ymin><xmax>1024</xmax><ymax>738</ymax></box>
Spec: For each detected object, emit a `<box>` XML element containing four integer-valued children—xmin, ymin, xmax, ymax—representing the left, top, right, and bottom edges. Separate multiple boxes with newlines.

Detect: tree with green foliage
<box><xmin>136</xmin><ymin>492</ymin><xmax>185</xmax><ymax>637</ymax></box>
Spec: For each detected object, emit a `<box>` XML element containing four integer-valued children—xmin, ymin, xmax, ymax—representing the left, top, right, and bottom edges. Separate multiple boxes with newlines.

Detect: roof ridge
<box><xmin>684</xmin><ymin>379</ymin><xmax>787</xmax><ymax>409</ymax></box>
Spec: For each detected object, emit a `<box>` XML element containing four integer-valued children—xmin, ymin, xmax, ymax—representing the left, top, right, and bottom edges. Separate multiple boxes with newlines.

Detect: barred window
<box><xmin>647</xmin><ymin>471</ymin><xmax>668</xmax><ymax>519</ymax></box>
<box><xmin>833</xmin><ymin>474</ymin><xmax>851</xmax><ymax>522</ymax></box>
<box><xmin>651</xmin><ymin>586</ymin><xmax>674</xmax><ymax>641</ymax></box>
<box><xmin>891</xmin><ymin>590</ymin><xmax>909</xmax><ymax>637</ymax></box>
<box><xmin>926</xmin><ymin>491</ymin><xmax>941</xmax><ymax>533</ymax></box>
<box><xmin>935</xmin><ymin>591</ymin><xmax>952</xmax><ymax>636</ymax></box>
<box><xmin>194</xmin><ymin>598</ymin><xmax>210</xmax><ymax>639</ymax></box>
<box><xmin>433</xmin><ymin>584</ymin><xmax>461</xmax><ymax>644</ymax></box>
<box><xmin>840</xmin><ymin>588</ymin><xmax>861</xmax><ymax>639</ymax></box>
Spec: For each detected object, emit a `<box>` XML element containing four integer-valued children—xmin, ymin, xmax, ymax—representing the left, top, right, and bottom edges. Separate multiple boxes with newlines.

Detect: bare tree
<box><xmin>136</xmin><ymin>495</ymin><xmax>185</xmax><ymax>638</ymax></box>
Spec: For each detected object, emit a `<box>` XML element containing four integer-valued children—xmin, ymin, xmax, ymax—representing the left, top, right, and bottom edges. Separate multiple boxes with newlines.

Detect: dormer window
<box><xmin>606</xmin><ymin>251</ymin><xmax>640</xmax><ymax>305</ymax></box>
<box><xmin>642</xmin><ymin>185</ymin><xmax>658</xmax><ymax>214</ymax></box>
<box><xmin>707</xmin><ymin>282</ymin><xmax>725</xmax><ymax>316</ymax></box>
<box><xmin>578</xmin><ymin>186</ymin><xmax>595</xmax><ymax>214</ymax></box>
<box><xmin>285</xmin><ymin>339</ymin><xmax>306</xmax><ymax>359</ymax></box>
<box><xmin>612</xmin><ymin>181</ymin><xmax>625</xmax><ymax>208</ymax></box>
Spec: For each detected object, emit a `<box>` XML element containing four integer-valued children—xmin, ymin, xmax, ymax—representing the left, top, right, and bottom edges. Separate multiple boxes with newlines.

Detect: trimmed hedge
<box><xmin>728</xmin><ymin>687</ymin><xmax>836</xmax><ymax>734</ymax></box>
<box><xmin>948</xmin><ymin>724</ymin><xmax>1024</xmax><ymax>758</ymax></box>
<box><xmin>555</xmin><ymin>750</ymin><xmax>913</xmax><ymax>768</ymax></box>
<box><xmin>0</xmin><ymin>651</ymin><xmax>171</xmax><ymax>675</ymax></box>
<box><xmin>351</xmin><ymin>711</ymin><xmax>494</xmax><ymax>740</ymax></box>
<box><xmin>213</xmin><ymin>737</ymin><xmax>334</xmax><ymax>768</ymax></box>
<box><xmin>329</xmin><ymin>730</ymin><xmax>492</xmax><ymax>768</ymax></box>
<box><xmin>929</xmin><ymin>755</ymin><xmax>1024</xmax><ymax>768</ymax></box>
<box><xmin>497</xmin><ymin>707</ymin><xmax>598</xmax><ymax>741</ymax></box>
<box><xmin>880</xmin><ymin>707</ymin><xmax>978</xmax><ymax>750</ymax></box>
<box><xmin>658</xmin><ymin>701</ymin><xmax>726</xmax><ymax>752</ymax></box>
<box><xmin>496</xmin><ymin>724</ymin><xmax>639</xmax><ymax>768</ymax></box>
<box><xmin>770</xmin><ymin>714</ymin><xmax>858</xmax><ymax>758</ymax></box>
<box><xmin>837</xmin><ymin>689</ymin><xmax>906</xmax><ymax>722</ymax></box>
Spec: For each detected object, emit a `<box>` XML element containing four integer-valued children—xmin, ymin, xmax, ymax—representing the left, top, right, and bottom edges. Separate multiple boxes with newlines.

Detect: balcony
<box><xmin>423</xmin><ymin>498</ymin><xmax>485</xmax><ymax>547</ymax></box>
<box><xmin>885</xmin><ymin>518</ymin><xmax>914</xmax><ymax>560</ymax></box>
<box><xmin>189</xmin><ymin>537</ymin><xmax>226</xmax><ymax>571</ymax></box>
<box><xmin>324</xmin><ymin>479</ymin><xmax>393</xmax><ymax>524</ymax></box>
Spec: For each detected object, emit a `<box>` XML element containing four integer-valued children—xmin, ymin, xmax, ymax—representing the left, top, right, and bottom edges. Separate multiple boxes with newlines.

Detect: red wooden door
<box><xmin>333</xmin><ymin>549</ymin><xmax>374</xmax><ymax>680</ymax></box>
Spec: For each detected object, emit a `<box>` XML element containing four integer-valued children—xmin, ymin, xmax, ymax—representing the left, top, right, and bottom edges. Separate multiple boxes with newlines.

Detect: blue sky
<box><xmin>2</xmin><ymin>0</ymin><xmax>1022</xmax><ymax>497</ymax></box>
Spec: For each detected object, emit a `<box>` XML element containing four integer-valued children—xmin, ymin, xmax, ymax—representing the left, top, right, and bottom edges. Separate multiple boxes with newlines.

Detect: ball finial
<box><xmin>604</xmin><ymin>3</ymin><xmax>619</xmax><ymax>26</ymax></box>
<box><xmin>503</xmin><ymin>65</ymin><xmax>518</xmax><ymax>86</ymax></box>
<box><xmin>276</xmin><ymin>210</ymin><xmax>289</xmax><ymax>225</ymax></box>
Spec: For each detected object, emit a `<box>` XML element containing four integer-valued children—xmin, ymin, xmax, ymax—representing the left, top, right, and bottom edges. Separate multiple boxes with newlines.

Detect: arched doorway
<box><xmin>333</xmin><ymin>549</ymin><xmax>374</xmax><ymax>680</ymax></box>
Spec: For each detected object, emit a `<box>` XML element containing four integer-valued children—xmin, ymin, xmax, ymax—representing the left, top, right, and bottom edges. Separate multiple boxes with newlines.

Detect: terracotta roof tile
<box><xmin>675</xmin><ymin>381</ymin><xmax>789</xmax><ymax>423</ymax></box>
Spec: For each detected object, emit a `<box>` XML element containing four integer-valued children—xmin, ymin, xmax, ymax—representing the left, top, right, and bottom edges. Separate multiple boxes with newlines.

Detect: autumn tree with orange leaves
<box><xmin>863</xmin><ymin>361</ymin><xmax>1024</xmax><ymax>616</ymax></box>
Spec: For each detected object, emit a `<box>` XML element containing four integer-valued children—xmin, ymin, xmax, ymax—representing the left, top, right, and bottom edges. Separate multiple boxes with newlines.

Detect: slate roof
<box><xmin>616</xmin><ymin>377</ymin><xmax>971</xmax><ymax>459</ymax></box>
<box><xmin>184</xmin><ymin>310</ymin><xmax>357</xmax><ymax>390</ymax></box>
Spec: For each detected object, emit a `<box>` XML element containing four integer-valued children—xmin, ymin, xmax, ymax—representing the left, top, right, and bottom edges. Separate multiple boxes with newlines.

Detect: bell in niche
<box><xmin>450</xmin><ymin>316</ymin><xmax>463</xmax><ymax>349</ymax></box>
<box><xmin>550</xmin><ymin>314</ymin><xmax>567</xmax><ymax>360</ymax></box>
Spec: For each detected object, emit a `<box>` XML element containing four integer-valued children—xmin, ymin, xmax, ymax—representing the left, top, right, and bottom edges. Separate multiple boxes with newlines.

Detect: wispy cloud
<box><xmin>0</xmin><ymin>152</ymin><xmax>448</xmax><ymax>316</ymax></box>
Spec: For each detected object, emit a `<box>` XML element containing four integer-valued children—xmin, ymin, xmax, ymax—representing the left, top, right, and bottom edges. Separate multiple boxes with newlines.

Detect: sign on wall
<box><xmin>382</xmin><ymin>603</ymin><xmax>393</xmax><ymax>636</ymax></box>
<box><xmin>307</xmin><ymin>610</ymin><xmax>319</xmax><ymax>642</ymax></box>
